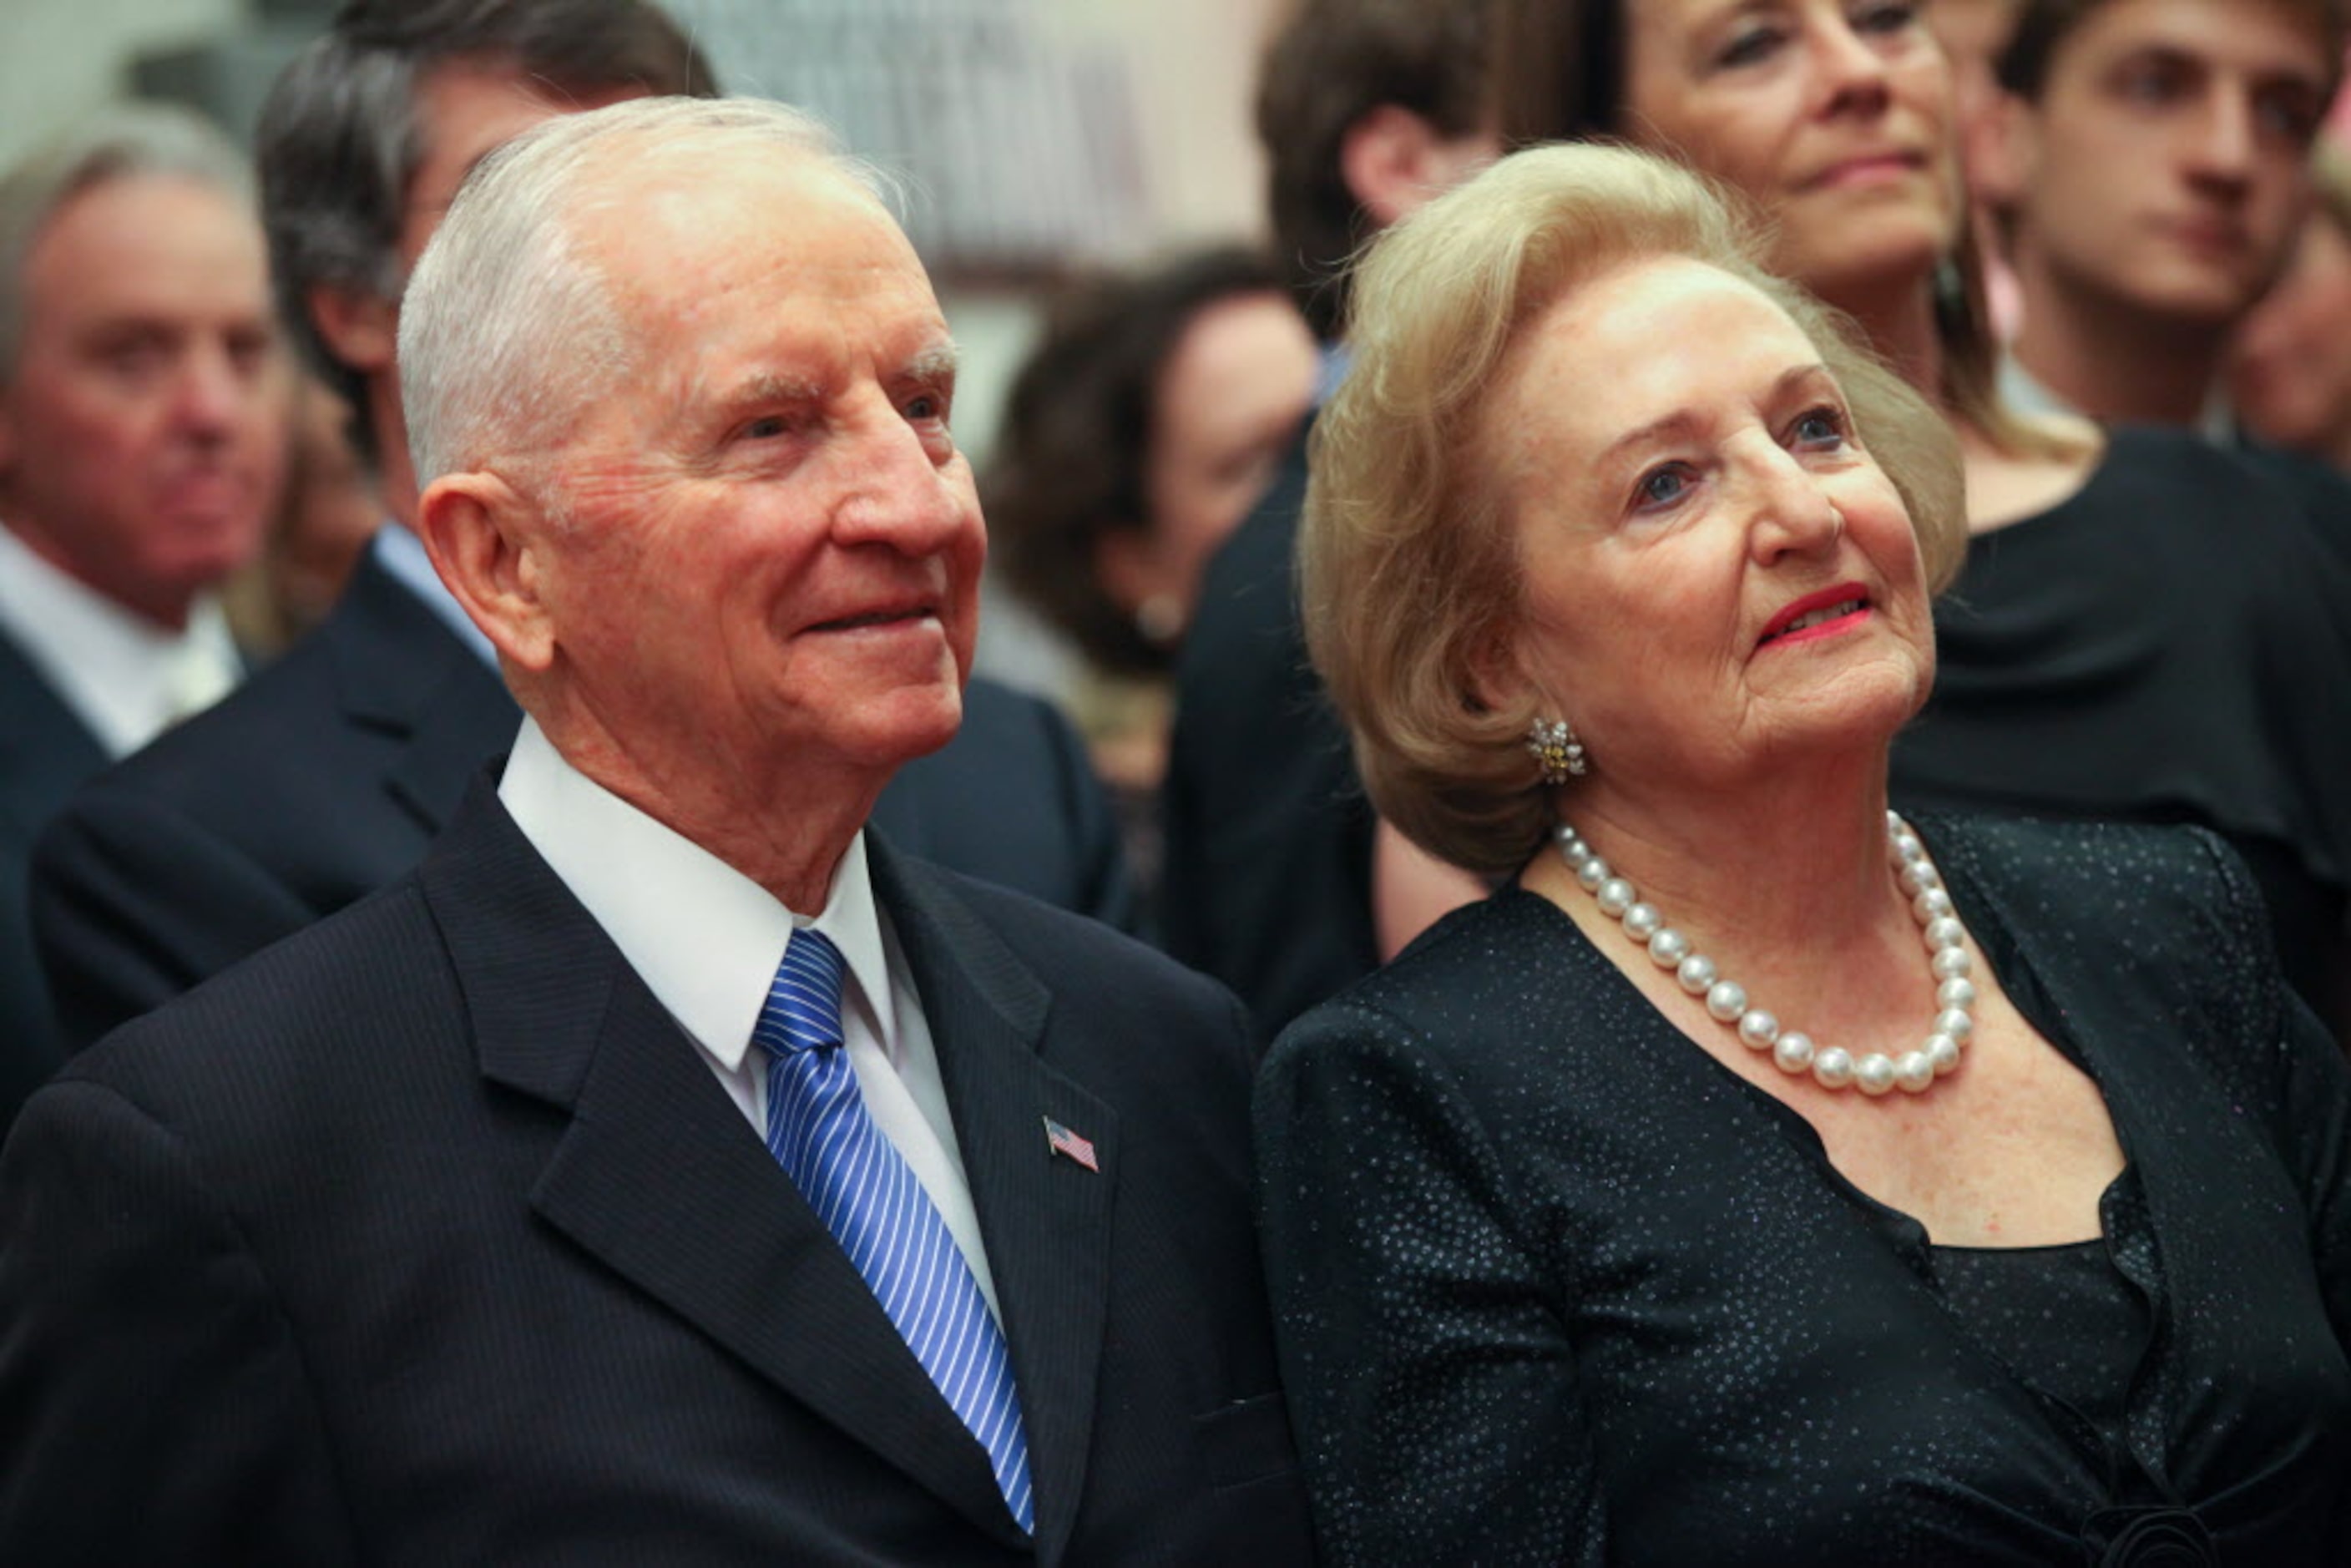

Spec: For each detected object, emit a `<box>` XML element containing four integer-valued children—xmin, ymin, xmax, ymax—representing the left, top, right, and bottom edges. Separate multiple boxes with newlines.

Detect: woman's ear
<box><xmin>1465</xmin><ymin>620</ymin><xmax>1531</xmax><ymax>717</ymax></box>
<box><xmin>413</xmin><ymin>470</ymin><xmax>557</xmax><ymax>673</ymax></box>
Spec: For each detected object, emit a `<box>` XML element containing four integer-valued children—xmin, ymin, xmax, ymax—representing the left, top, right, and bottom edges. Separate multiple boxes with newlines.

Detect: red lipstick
<box><xmin>1759</xmin><ymin>583</ymin><xmax>1871</xmax><ymax>649</ymax></box>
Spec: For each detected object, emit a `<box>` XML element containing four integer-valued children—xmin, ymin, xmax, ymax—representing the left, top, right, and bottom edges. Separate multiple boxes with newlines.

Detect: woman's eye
<box><xmin>1713</xmin><ymin>25</ymin><xmax>1785</xmax><ymax>70</ymax></box>
<box><xmin>1791</xmin><ymin>407</ymin><xmax>1848</xmax><ymax>448</ymax></box>
<box><xmin>1849</xmin><ymin>1</ymin><xmax>1922</xmax><ymax>40</ymax></box>
<box><xmin>1637</xmin><ymin>463</ymin><xmax>1694</xmax><ymax>509</ymax></box>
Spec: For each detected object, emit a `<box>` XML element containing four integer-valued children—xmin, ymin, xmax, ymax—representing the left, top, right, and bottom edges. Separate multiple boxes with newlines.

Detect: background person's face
<box><xmin>1624</xmin><ymin>0</ymin><xmax>1964</xmax><ymax>304</ymax></box>
<box><xmin>0</xmin><ymin>174</ymin><xmax>289</xmax><ymax>625</ymax></box>
<box><xmin>2231</xmin><ymin>208</ymin><xmax>2351</xmax><ymax>453</ymax></box>
<box><xmin>2000</xmin><ymin>0</ymin><xmax>2332</xmax><ymax>326</ymax></box>
<box><xmin>516</xmin><ymin>154</ymin><xmax>986</xmax><ymax>792</ymax></box>
<box><xmin>1099</xmin><ymin>290</ymin><xmax>1318</xmax><ymax>642</ymax></box>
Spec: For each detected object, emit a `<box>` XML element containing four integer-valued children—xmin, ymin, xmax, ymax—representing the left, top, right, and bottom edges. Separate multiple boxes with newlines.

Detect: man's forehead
<box><xmin>587</xmin><ymin>149</ymin><xmax>922</xmax><ymax>297</ymax></box>
<box><xmin>2057</xmin><ymin>0</ymin><xmax>2334</xmax><ymax>70</ymax></box>
<box><xmin>30</xmin><ymin>175</ymin><xmax>265</xmax><ymax>301</ymax></box>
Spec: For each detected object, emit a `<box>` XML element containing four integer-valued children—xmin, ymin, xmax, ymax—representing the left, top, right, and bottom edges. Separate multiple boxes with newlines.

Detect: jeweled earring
<box><xmin>1526</xmin><ymin>716</ymin><xmax>1587</xmax><ymax>784</ymax></box>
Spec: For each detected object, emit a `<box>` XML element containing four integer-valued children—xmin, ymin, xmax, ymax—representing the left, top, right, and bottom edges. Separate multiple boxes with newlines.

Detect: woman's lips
<box><xmin>1760</xmin><ymin>584</ymin><xmax>1871</xmax><ymax>648</ymax></box>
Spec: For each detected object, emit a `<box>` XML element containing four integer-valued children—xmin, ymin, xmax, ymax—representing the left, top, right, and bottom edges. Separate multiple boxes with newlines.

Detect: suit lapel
<box><xmin>422</xmin><ymin>788</ymin><xmax>1024</xmax><ymax>1546</ymax></box>
<box><xmin>326</xmin><ymin>552</ymin><xmax>522</xmax><ymax>835</ymax></box>
<box><xmin>0</xmin><ymin>625</ymin><xmax>108</xmax><ymax>825</ymax></box>
<box><xmin>872</xmin><ymin>842</ymin><xmax>1119</xmax><ymax>1566</ymax></box>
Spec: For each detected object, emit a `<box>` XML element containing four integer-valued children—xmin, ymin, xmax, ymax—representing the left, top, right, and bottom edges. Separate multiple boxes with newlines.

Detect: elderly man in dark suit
<box><xmin>28</xmin><ymin>0</ymin><xmax>1131</xmax><ymax>1066</ymax></box>
<box><xmin>0</xmin><ymin>96</ymin><xmax>1311</xmax><ymax>1563</ymax></box>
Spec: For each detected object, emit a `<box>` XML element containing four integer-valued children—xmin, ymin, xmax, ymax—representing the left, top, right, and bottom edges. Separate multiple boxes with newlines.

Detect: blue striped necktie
<box><xmin>753</xmin><ymin>928</ymin><xmax>1034</xmax><ymax>1534</ymax></box>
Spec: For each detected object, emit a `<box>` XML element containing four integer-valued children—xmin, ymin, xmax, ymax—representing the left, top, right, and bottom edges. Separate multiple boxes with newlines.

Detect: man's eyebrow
<box><xmin>903</xmin><ymin>341</ymin><xmax>960</xmax><ymax>382</ymax></box>
<box><xmin>717</xmin><ymin>370</ymin><xmax>825</xmax><ymax>410</ymax></box>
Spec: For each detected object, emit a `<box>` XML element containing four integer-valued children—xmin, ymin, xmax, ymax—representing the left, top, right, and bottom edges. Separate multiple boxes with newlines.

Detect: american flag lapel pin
<box><xmin>1042</xmin><ymin>1115</ymin><xmax>1099</xmax><ymax>1172</ymax></box>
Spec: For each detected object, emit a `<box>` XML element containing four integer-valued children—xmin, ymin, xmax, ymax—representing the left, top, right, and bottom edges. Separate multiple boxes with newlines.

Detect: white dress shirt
<box><xmin>498</xmin><ymin>718</ymin><xmax>1004</xmax><ymax>1318</ymax></box>
<box><xmin>0</xmin><ymin>522</ymin><xmax>240</xmax><ymax>758</ymax></box>
<box><xmin>369</xmin><ymin>522</ymin><xmax>497</xmax><ymax>666</ymax></box>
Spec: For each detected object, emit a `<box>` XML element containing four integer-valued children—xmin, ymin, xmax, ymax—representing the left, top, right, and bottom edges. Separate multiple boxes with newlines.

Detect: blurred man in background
<box><xmin>0</xmin><ymin>104</ymin><xmax>288</xmax><ymax>1125</ymax></box>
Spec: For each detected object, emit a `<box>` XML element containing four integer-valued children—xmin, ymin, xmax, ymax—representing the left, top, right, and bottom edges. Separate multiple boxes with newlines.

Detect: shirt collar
<box><xmin>496</xmin><ymin>717</ymin><xmax>897</xmax><ymax>1072</ymax></box>
<box><xmin>0</xmin><ymin>520</ymin><xmax>239</xmax><ymax>757</ymax></box>
<box><xmin>1315</xmin><ymin>341</ymin><xmax>1352</xmax><ymax>409</ymax></box>
<box><xmin>371</xmin><ymin>522</ymin><xmax>498</xmax><ymax>666</ymax></box>
<box><xmin>1998</xmin><ymin>352</ymin><xmax>2237</xmax><ymax>445</ymax></box>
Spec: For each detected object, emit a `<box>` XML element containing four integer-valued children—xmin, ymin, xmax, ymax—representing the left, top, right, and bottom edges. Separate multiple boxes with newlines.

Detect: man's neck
<box><xmin>367</xmin><ymin>373</ymin><xmax>422</xmax><ymax>530</ymax></box>
<box><xmin>0</xmin><ymin>512</ymin><xmax>190</xmax><ymax>630</ymax></box>
<box><xmin>2009</xmin><ymin>260</ymin><xmax>2228</xmax><ymax>427</ymax></box>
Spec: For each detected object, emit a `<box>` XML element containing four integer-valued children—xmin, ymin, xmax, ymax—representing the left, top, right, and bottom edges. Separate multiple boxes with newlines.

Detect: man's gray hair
<box><xmin>400</xmin><ymin>94</ymin><xmax>888</xmax><ymax>492</ymax></box>
<box><xmin>0</xmin><ymin>103</ymin><xmax>257</xmax><ymax>379</ymax></box>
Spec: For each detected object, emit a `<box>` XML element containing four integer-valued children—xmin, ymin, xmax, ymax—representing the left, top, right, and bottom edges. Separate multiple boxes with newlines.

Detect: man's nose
<box><xmin>2185</xmin><ymin>83</ymin><xmax>2261</xmax><ymax>188</ymax></box>
<box><xmin>833</xmin><ymin>410</ymin><xmax>973</xmax><ymax>554</ymax></box>
<box><xmin>170</xmin><ymin>342</ymin><xmax>256</xmax><ymax>436</ymax></box>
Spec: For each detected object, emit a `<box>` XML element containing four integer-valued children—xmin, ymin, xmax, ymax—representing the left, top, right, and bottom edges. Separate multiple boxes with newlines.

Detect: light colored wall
<box><xmin>0</xmin><ymin>0</ymin><xmax>250</xmax><ymax>168</ymax></box>
<box><xmin>1039</xmin><ymin>0</ymin><xmax>1279</xmax><ymax>249</ymax></box>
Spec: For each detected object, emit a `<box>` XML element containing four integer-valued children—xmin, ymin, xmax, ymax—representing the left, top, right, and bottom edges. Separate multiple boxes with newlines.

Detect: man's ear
<box><xmin>306</xmin><ymin>283</ymin><xmax>398</xmax><ymax>376</ymax></box>
<box><xmin>414</xmin><ymin>471</ymin><xmax>557</xmax><ymax>673</ymax></box>
<box><xmin>1341</xmin><ymin>105</ymin><xmax>1493</xmax><ymax>230</ymax></box>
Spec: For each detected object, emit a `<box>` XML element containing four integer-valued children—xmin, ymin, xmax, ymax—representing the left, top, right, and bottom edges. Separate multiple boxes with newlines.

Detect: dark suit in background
<box><xmin>0</xmin><ymin>630</ymin><xmax>107</xmax><ymax>1125</ymax></box>
<box><xmin>30</xmin><ymin>550</ymin><xmax>1136</xmax><ymax>1056</ymax></box>
<box><xmin>0</xmin><ymin>786</ymin><xmax>1309</xmax><ymax>1564</ymax></box>
<box><xmin>1162</xmin><ymin>422</ymin><xmax>1377</xmax><ymax>1037</ymax></box>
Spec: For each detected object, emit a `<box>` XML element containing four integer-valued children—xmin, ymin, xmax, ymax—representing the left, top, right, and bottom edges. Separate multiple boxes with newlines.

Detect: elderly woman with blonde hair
<box><xmin>1254</xmin><ymin>142</ymin><xmax>2351</xmax><ymax>1566</ymax></box>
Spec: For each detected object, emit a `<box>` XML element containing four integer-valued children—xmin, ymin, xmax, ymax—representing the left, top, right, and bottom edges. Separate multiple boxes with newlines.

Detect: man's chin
<box><xmin>852</xmin><ymin>689</ymin><xmax>967</xmax><ymax>770</ymax></box>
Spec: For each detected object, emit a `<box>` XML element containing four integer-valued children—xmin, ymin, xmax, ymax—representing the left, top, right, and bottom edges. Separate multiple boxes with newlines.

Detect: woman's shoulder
<box><xmin>1919</xmin><ymin>811</ymin><xmax>2274</xmax><ymax>989</ymax></box>
<box><xmin>1267</xmin><ymin>891</ymin><xmax>1589</xmax><ymax>1061</ymax></box>
<box><xmin>1924</xmin><ymin>808</ymin><xmax>2245</xmax><ymax>904</ymax></box>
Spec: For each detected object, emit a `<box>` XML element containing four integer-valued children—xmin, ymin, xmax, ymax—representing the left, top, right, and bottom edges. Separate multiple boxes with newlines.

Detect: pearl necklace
<box><xmin>1552</xmin><ymin>811</ymin><xmax>1977</xmax><ymax>1095</ymax></box>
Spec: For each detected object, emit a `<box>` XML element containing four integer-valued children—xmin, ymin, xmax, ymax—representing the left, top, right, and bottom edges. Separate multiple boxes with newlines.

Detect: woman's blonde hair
<box><xmin>1303</xmin><ymin>142</ymin><xmax>1966</xmax><ymax>875</ymax></box>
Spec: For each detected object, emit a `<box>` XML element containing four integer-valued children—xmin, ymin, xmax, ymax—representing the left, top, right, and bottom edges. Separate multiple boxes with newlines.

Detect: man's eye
<box><xmin>743</xmin><ymin>415</ymin><xmax>791</xmax><ymax>439</ymax></box>
<box><xmin>2115</xmin><ymin>60</ymin><xmax>2191</xmax><ymax>107</ymax></box>
<box><xmin>100</xmin><ymin>341</ymin><xmax>165</xmax><ymax>378</ymax></box>
<box><xmin>2254</xmin><ymin>86</ymin><xmax>2322</xmax><ymax>146</ymax></box>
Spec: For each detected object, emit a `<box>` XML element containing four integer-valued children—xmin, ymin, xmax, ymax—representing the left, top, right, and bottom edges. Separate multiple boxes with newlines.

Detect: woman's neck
<box><xmin>1533</xmin><ymin>751</ymin><xmax>1919</xmax><ymax>1004</ymax></box>
<box><xmin>1819</xmin><ymin>271</ymin><xmax>1946</xmax><ymax>407</ymax></box>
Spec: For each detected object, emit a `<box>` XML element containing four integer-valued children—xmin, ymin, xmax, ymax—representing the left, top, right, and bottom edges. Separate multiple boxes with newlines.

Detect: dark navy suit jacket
<box><xmin>0</xmin><ymin>626</ymin><xmax>108</xmax><ymax>1125</ymax></box>
<box><xmin>0</xmin><ymin>787</ymin><xmax>1309</xmax><ymax>1563</ymax></box>
<box><xmin>28</xmin><ymin>547</ymin><xmax>1135</xmax><ymax>1061</ymax></box>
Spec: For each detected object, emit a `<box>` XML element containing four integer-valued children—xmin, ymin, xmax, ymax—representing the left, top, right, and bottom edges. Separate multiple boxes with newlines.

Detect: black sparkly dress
<box><xmin>1256</xmin><ymin>815</ymin><xmax>2351</xmax><ymax>1565</ymax></box>
<box><xmin>1890</xmin><ymin>427</ymin><xmax>2351</xmax><ymax>1038</ymax></box>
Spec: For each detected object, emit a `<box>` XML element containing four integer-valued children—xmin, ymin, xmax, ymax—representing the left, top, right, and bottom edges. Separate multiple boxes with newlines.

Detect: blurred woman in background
<box><xmin>988</xmin><ymin>246</ymin><xmax>1318</xmax><ymax>903</ymax></box>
